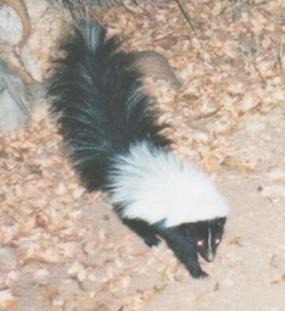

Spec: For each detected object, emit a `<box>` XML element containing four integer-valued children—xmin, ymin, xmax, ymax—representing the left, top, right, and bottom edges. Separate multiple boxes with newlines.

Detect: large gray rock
<box><xmin>0</xmin><ymin>60</ymin><xmax>30</xmax><ymax>131</ymax></box>
<box><xmin>0</xmin><ymin>3</ymin><xmax>23</xmax><ymax>46</ymax></box>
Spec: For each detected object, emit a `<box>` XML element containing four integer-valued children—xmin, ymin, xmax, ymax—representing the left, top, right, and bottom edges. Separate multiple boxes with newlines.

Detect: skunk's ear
<box><xmin>216</xmin><ymin>217</ymin><xmax>226</xmax><ymax>227</ymax></box>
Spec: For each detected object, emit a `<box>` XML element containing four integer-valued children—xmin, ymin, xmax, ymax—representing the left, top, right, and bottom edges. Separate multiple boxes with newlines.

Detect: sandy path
<box><xmin>0</xmin><ymin>1</ymin><xmax>285</xmax><ymax>310</ymax></box>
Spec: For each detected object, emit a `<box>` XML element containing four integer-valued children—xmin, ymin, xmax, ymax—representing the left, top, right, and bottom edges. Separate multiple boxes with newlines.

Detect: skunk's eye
<box><xmin>215</xmin><ymin>238</ymin><xmax>221</xmax><ymax>245</ymax></box>
<box><xmin>197</xmin><ymin>240</ymin><xmax>204</xmax><ymax>247</ymax></box>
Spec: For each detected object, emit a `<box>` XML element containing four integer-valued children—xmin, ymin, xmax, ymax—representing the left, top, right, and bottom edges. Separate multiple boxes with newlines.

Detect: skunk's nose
<box><xmin>206</xmin><ymin>252</ymin><xmax>214</xmax><ymax>262</ymax></box>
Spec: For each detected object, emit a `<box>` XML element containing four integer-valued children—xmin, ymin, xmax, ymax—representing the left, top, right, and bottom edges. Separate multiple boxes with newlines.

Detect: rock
<box><xmin>0</xmin><ymin>289</ymin><xmax>17</xmax><ymax>309</ymax></box>
<box><xmin>0</xmin><ymin>3</ymin><xmax>23</xmax><ymax>46</ymax></box>
<box><xmin>0</xmin><ymin>247</ymin><xmax>17</xmax><ymax>271</ymax></box>
<box><xmin>0</xmin><ymin>60</ymin><xmax>30</xmax><ymax>130</ymax></box>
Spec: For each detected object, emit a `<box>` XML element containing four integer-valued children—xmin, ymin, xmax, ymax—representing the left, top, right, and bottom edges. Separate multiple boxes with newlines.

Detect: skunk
<box><xmin>48</xmin><ymin>18</ymin><xmax>229</xmax><ymax>279</ymax></box>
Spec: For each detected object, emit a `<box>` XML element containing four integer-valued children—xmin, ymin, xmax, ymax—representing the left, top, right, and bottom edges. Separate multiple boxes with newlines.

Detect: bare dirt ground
<box><xmin>0</xmin><ymin>0</ymin><xmax>285</xmax><ymax>310</ymax></box>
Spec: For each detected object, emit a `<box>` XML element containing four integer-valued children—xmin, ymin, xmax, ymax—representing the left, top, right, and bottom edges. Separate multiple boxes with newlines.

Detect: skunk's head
<box><xmin>180</xmin><ymin>217</ymin><xmax>226</xmax><ymax>262</ymax></box>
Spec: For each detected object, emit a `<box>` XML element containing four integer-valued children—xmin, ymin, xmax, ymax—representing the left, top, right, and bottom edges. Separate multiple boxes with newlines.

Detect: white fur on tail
<box><xmin>109</xmin><ymin>141</ymin><xmax>229</xmax><ymax>227</ymax></box>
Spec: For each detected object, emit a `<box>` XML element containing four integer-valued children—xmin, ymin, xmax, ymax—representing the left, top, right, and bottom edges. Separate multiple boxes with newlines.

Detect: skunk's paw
<box><xmin>190</xmin><ymin>268</ymin><xmax>208</xmax><ymax>279</ymax></box>
<box><xmin>143</xmin><ymin>235</ymin><xmax>161</xmax><ymax>248</ymax></box>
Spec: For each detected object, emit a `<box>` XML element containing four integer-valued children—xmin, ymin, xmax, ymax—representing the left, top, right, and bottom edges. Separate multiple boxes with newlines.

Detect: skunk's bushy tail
<box><xmin>48</xmin><ymin>19</ymin><xmax>168</xmax><ymax>191</ymax></box>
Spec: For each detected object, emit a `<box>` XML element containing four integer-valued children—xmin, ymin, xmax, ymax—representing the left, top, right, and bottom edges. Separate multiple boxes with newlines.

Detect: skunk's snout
<box><xmin>205</xmin><ymin>251</ymin><xmax>215</xmax><ymax>262</ymax></box>
<box><xmin>198</xmin><ymin>247</ymin><xmax>216</xmax><ymax>262</ymax></box>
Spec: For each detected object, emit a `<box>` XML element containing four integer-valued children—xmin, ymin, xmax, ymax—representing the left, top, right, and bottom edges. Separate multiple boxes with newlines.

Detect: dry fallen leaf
<box><xmin>0</xmin><ymin>290</ymin><xmax>17</xmax><ymax>309</ymax></box>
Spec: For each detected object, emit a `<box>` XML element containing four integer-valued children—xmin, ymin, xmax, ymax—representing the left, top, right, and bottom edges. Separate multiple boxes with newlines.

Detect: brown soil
<box><xmin>0</xmin><ymin>0</ymin><xmax>285</xmax><ymax>310</ymax></box>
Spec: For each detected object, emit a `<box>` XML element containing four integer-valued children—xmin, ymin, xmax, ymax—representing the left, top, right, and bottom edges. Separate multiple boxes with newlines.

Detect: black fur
<box><xmin>122</xmin><ymin>218</ymin><xmax>161</xmax><ymax>247</ymax></box>
<box><xmin>48</xmin><ymin>19</ymin><xmax>169</xmax><ymax>192</ymax></box>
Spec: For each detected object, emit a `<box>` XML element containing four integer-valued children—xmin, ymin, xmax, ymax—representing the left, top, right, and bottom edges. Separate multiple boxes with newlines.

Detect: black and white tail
<box><xmin>48</xmin><ymin>19</ymin><xmax>169</xmax><ymax>192</ymax></box>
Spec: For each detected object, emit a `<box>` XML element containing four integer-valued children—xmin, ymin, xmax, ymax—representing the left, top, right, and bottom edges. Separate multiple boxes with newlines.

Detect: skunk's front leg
<box><xmin>157</xmin><ymin>226</ymin><xmax>208</xmax><ymax>279</ymax></box>
<box><xmin>122</xmin><ymin>218</ymin><xmax>161</xmax><ymax>248</ymax></box>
